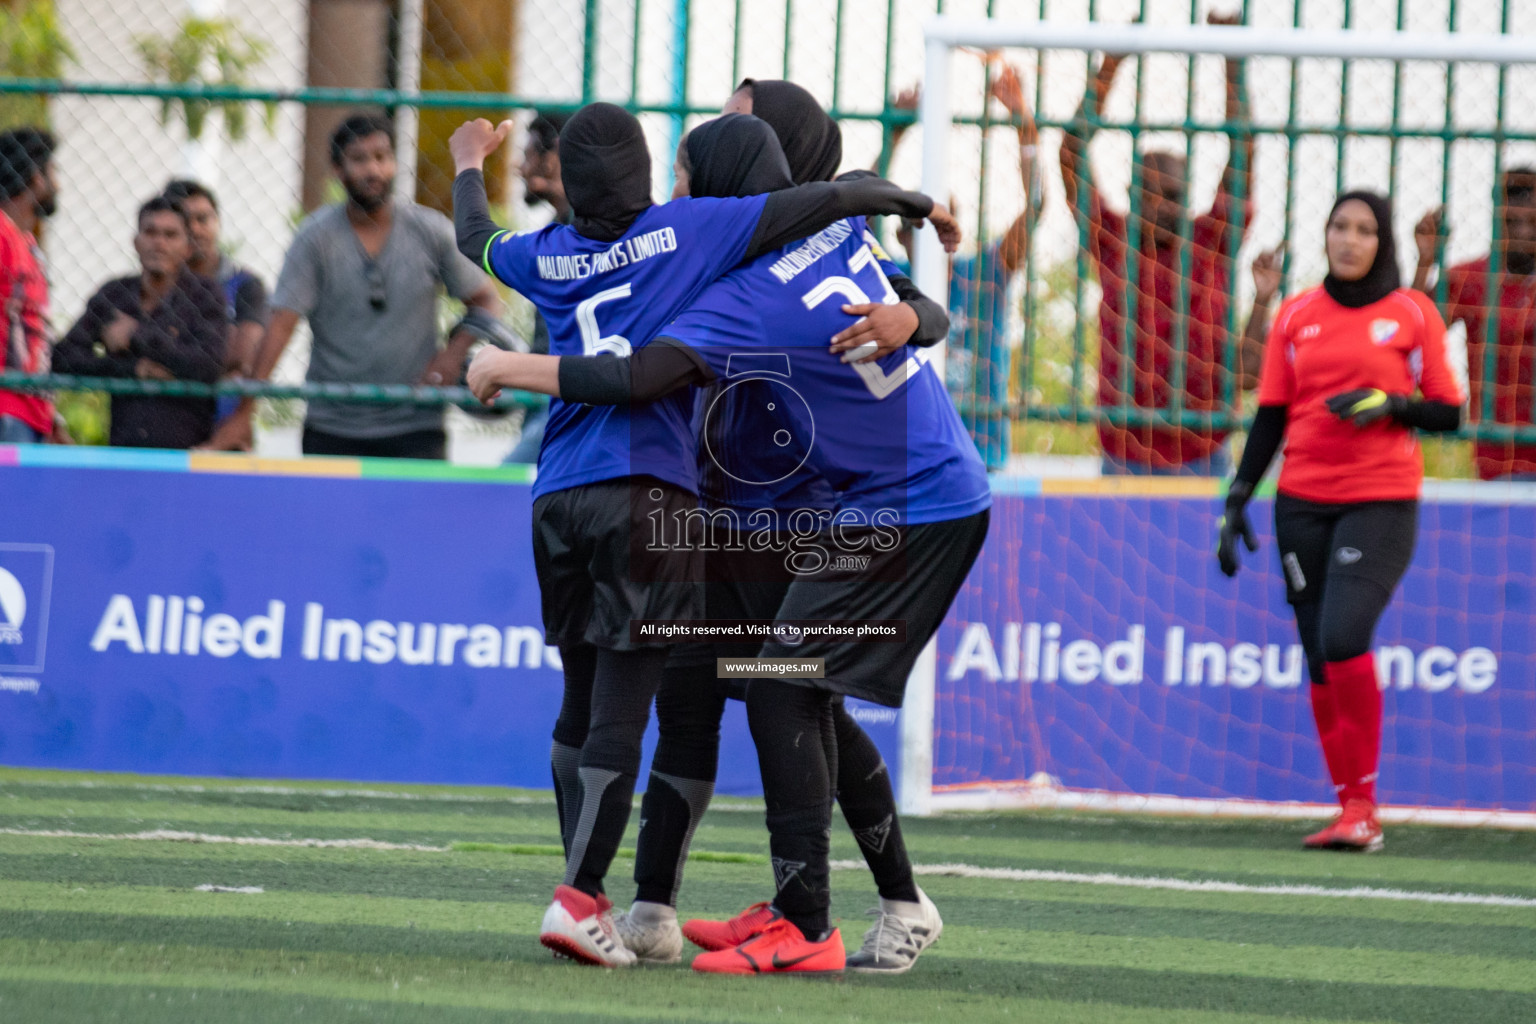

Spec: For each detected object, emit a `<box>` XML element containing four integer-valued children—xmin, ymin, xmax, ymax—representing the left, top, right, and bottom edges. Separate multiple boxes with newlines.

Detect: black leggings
<box><xmin>559</xmin><ymin>647</ymin><xmax>669</xmax><ymax>896</ymax></box>
<box><xmin>1273</xmin><ymin>495</ymin><xmax>1418</xmax><ymax>683</ymax></box>
<box><xmin>746</xmin><ymin>679</ymin><xmax>838</xmax><ymax>938</ymax></box>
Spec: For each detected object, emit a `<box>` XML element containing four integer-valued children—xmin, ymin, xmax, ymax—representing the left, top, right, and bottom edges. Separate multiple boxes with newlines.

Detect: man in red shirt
<box><xmin>0</xmin><ymin>127</ymin><xmax>60</xmax><ymax>444</ymax></box>
<box><xmin>1412</xmin><ymin>167</ymin><xmax>1536</xmax><ymax>479</ymax></box>
<box><xmin>1059</xmin><ymin>14</ymin><xmax>1255</xmax><ymax>475</ymax></box>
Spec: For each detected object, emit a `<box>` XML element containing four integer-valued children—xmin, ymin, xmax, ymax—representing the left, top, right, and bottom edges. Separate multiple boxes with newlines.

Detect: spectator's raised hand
<box><xmin>1415</xmin><ymin>206</ymin><xmax>1446</xmax><ymax>268</ymax></box>
<box><xmin>450</xmin><ymin>118</ymin><xmax>514</xmax><ymax>174</ymax></box>
<box><xmin>1251</xmin><ymin>246</ymin><xmax>1283</xmax><ymax>305</ymax></box>
<box><xmin>101</xmin><ymin>310</ymin><xmax>136</xmax><ymax>353</ymax></box>
<box><xmin>886</xmin><ymin>84</ymin><xmax>921</xmax><ymax>148</ymax></box>
<box><xmin>989</xmin><ymin>65</ymin><xmax>1028</xmax><ymax>118</ymax></box>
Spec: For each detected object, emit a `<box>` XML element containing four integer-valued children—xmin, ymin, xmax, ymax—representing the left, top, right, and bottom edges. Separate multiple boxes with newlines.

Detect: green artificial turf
<box><xmin>0</xmin><ymin>767</ymin><xmax>1531</xmax><ymax>1023</ymax></box>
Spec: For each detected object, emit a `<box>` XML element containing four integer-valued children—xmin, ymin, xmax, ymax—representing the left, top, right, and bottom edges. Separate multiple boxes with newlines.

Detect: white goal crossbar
<box><xmin>899</xmin><ymin>19</ymin><xmax>1536</xmax><ymax>821</ymax></box>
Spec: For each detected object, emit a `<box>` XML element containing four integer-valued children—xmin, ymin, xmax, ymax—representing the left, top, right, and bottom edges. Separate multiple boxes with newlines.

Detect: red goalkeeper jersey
<box><xmin>1258</xmin><ymin>286</ymin><xmax>1464</xmax><ymax>503</ymax></box>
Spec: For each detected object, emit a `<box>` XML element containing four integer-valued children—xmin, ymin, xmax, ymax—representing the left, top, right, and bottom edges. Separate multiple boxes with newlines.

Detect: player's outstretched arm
<box><xmin>745</xmin><ymin>178</ymin><xmax>959</xmax><ymax>262</ymax></box>
<box><xmin>450</xmin><ymin>119</ymin><xmax>515</xmax><ymax>268</ymax></box>
<box><xmin>466</xmin><ymin>340</ymin><xmax>710</xmax><ymax>407</ymax></box>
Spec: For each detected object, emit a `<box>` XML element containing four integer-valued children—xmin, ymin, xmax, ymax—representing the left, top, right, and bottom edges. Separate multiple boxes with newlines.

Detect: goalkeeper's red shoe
<box><xmin>692</xmin><ymin>918</ymin><xmax>845</xmax><ymax>975</ymax></box>
<box><xmin>682</xmin><ymin>901</ymin><xmax>782</xmax><ymax>951</ymax></box>
<box><xmin>1301</xmin><ymin>816</ymin><xmax>1340</xmax><ymax>849</ymax></box>
<box><xmin>1331</xmin><ymin>798</ymin><xmax>1384</xmax><ymax>851</ymax></box>
<box><xmin>1303</xmin><ymin>799</ymin><xmax>1383</xmax><ymax>852</ymax></box>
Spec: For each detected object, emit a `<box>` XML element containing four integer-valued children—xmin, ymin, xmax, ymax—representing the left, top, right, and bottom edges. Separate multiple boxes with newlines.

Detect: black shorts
<box><xmin>755</xmin><ymin>509</ymin><xmax>990</xmax><ymax>707</ymax></box>
<box><xmin>1273</xmin><ymin>494</ymin><xmax>1418</xmax><ymax>606</ymax></box>
<box><xmin>667</xmin><ymin>543</ymin><xmax>798</xmax><ymax>701</ymax></box>
<box><xmin>532</xmin><ymin>477</ymin><xmax>703</xmax><ymax>650</ymax></box>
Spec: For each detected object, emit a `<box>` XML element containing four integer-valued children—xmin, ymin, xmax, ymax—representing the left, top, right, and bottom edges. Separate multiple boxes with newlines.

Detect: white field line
<box><xmin>194</xmin><ymin>885</ymin><xmax>265</xmax><ymax>894</ymax></box>
<box><xmin>0</xmin><ymin>828</ymin><xmax>447</xmax><ymax>852</ymax></box>
<box><xmin>3</xmin><ymin>826</ymin><xmax>1531</xmax><ymax>910</ymax></box>
<box><xmin>0</xmin><ymin>779</ymin><xmax>765</xmax><ymax>813</ymax></box>
<box><xmin>0</xmin><ymin>780</ymin><xmax>553</xmax><ymax>805</ymax></box>
<box><xmin>827</xmin><ymin>860</ymin><xmax>1536</xmax><ymax>909</ymax></box>
<box><xmin>931</xmin><ymin>786</ymin><xmax>1536</xmax><ymax>830</ymax></box>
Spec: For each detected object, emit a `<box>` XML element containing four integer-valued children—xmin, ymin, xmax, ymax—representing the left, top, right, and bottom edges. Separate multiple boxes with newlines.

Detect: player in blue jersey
<box><xmin>450</xmin><ymin>103</ymin><xmax>958</xmax><ymax>968</ymax></box>
<box><xmin>600</xmin><ymin>84</ymin><xmax>951</xmax><ymax>974</ymax></box>
<box><xmin>467</xmin><ymin>113</ymin><xmax>991</xmax><ymax>975</ymax></box>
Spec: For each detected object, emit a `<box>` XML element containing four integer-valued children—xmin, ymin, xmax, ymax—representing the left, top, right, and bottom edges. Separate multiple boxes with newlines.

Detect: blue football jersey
<box><xmin>693</xmin><ymin>221</ymin><xmax>914</xmax><ymax>514</ymax></box>
<box><xmin>483</xmin><ymin>195</ymin><xmax>767</xmax><ymax>498</ymax></box>
<box><xmin>663</xmin><ymin>218</ymin><xmax>991</xmax><ymax>527</ymax></box>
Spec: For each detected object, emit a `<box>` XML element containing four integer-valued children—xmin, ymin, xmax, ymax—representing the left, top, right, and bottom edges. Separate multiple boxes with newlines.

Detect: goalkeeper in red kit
<box><xmin>1218</xmin><ymin>191</ymin><xmax>1465</xmax><ymax>852</ymax></box>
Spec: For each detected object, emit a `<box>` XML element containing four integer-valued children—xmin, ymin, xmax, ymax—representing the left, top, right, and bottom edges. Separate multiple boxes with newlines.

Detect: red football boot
<box><xmin>692</xmin><ymin>918</ymin><xmax>845</xmax><ymax>975</ymax></box>
<box><xmin>682</xmin><ymin>901</ymin><xmax>782</xmax><ymax>951</ymax></box>
<box><xmin>1303</xmin><ymin>798</ymin><xmax>1383</xmax><ymax>852</ymax></box>
<box><xmin>539</xmin><ymin>884</ymin><xmax>635</xmax><ymax>967</ymax></box>
<box><xmin>1330</xmin><ymin>798</ymin><xmax>1384</xmax><ymax>852</ymax></box>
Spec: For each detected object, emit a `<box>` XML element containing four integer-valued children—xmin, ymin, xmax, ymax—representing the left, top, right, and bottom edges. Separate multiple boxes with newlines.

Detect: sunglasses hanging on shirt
<box><xmin>365</xmin><ymin>259</ymin><xmax>386</xmax><ymax>311</ymax></box>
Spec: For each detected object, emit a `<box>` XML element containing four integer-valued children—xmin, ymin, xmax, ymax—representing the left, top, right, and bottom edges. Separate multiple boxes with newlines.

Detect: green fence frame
<box><xmin>2</xmin><ymin>0</ymin><xmax>1534</xmax><ymax>448</ymax></box>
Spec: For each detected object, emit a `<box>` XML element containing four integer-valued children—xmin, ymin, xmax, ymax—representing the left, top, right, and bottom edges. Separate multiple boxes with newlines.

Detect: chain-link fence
<box><xmin>2</xmin><ymin>0</ymin><xmax>1533</xmax><ymax>473</ymax></box>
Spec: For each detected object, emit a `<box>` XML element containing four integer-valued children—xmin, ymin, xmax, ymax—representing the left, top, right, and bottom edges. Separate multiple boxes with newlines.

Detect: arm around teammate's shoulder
<box><xmin>746</xmin><ymin>177</ymin><xmax>956</xmax><ymax>262</ymax></box>
<box><xmin>465</xmin><ymin>339</ymin><xmax>712</xmax><ymax>407</ymax></box>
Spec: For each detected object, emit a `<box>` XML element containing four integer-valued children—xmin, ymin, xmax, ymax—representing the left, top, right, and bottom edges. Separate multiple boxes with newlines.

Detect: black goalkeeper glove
<box><xmin>1324</xmin><ymin>388</ymin><xmax>1407</xmax><ymax>427</ymax></box>
<box><xmin>1216</xmin><ymin>479</ymin><xmax>1259</xmax><ymax>578</ymax></box>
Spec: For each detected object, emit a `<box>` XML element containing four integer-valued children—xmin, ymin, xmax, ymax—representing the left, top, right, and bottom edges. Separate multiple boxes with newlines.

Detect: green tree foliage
<box><xmin>135</xmin><ymin>16</ymin><xmax>273</xmax><ymax>142</ymax></box>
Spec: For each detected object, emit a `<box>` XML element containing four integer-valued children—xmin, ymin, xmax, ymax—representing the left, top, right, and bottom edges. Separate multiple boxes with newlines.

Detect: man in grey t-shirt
<box><xmin>206</xmin><ymin>112</ymin><xmax>501</xmax><ymax>458</ymax></box>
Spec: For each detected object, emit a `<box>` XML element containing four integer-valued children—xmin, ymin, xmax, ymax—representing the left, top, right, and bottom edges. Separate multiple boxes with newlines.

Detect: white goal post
<box><xmin>898</xmin><ymin>18</ymin><xmax>1536</xmax><ymax>820</ymax></box>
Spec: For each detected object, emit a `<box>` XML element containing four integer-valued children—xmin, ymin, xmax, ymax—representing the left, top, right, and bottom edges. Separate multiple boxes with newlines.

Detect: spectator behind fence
<box><xmin>162</xmin><ymin>179</ymin><xmax>270</xmax><ymax>426</ymax></box>
<box><xmin>0</xmin><ymin>127</ymin><xmax>62</xmax><ymax>444</ymax></box>
<box><xmin>1413</xmin><ymin>168</ymin><xmax>1536</xmax><ymax>480</ymax></box>
<box><xmin>52</xmin><ymin>196</ymin><xmax>226</xmax><ymax>448</ymax></box>
<box><xmin>206</xmin><ymin>112</ymin><xmax>502</xmax><ymax>458</ymax></box>
<box><xmin>1235</xmin><ymin>245</ymin><xmax>1284</xmax><ymax>391</ymax></box>
<box><xmin>883</xmin><ymin>65</ymin><xmax>1038</xmax><ymax>470</ymax></box>
<box><xmin>503</xmin><ymin>109</ymin><xmax>571</xmax><ymax>466</ymax></box>
<box><xmin>1060</xmin><ymin>12</ymin><xmax>1255</xmax><ymax>476</ymax></box>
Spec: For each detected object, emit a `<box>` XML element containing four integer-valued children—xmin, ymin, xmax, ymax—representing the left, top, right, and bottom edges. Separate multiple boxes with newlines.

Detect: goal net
<box><xmin>903</xmin><ymin>15</ymin><xmax>1536</xmax><ymax>826</ymax></box>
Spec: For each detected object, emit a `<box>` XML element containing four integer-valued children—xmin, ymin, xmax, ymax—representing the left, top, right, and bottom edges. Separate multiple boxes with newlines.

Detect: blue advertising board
<box><xmin>935</xmin><ymin>489</ymin><xmax>1535</xmax><ymax>811</ymax></box>
<box><xmin>0</xmin><ymin>451</ymin><xmax>898</xmax><ymax>794</ymax></box>
<box><xmin>4</xmin><ymin>450</ymin><xmax>1530</xmax><ymax>812</ymax></box>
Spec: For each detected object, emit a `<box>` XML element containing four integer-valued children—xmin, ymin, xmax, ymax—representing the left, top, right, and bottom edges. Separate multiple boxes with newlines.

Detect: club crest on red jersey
<box><xmin>1369</xmin><ymin>319</ymin><xmax>1401</xmax><ymax>345</ymax></box>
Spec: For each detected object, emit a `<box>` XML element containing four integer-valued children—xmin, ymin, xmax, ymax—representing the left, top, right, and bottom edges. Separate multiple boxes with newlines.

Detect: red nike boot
<box><xmin>691</xmin><ymin>918</ymin><xmax>845</xmax><ymax>975</ymax></box>
<box><xmin>682</xmin><ymin>901</ymin><xmax>782</xmax><ymax>951</ymax></box>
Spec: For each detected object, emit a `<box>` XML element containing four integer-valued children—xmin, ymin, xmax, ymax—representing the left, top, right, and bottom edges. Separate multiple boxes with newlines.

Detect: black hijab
<box><xmin>738</xmin><ymin>78</ymin><xmax>842</xmax><ymax>185</ymax></box>
<box><xmin>558</xmin><ymin>102</ymin><xmax>654</xmax><ymax>242</ymax></box>
<box><xmin>1323</xmin><ymin>190</ymin><xmax>1400</xmax><ymax>308</ymax></box>
<box><xmin>684</xmin><ymin>114</ymin><xmax>795</xmax><ymax>199</ymax></box>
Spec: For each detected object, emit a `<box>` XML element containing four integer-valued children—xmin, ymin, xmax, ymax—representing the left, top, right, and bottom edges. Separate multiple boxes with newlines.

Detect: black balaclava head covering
<box><xmin>737</xmin><ymin>79</ymin><xmax>842</xmax><ymax>184</ymax></box>
<box><xmin>558</xmin><ymin>102</ymin><xmax>654</xmax><ymax>242</ymax></box>
<box><xmin>684</xmin><ymin>114</ymin><xmax>795</xmax><ymax>199</ymax></box>
<box><xmin>1323</xmin><ymin>190</ymin><xmax>1400</xmax><ymax>308</ymax></box>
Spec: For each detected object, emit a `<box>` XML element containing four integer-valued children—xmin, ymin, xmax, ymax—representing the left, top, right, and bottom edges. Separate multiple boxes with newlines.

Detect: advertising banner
<box><xmin>0</xmin><ymin>454</ymin><xmax>904</xmax><ymax>794</ymax></box>
<box><xmin>935</xmin><ymin>490</ymin><xmax>1535</xmax><ymax>812</ymax></box>
<box><xmin>4</xmin><ymin>452</ymin><xmax>1529</xmax><ymax>812</ymax></box>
